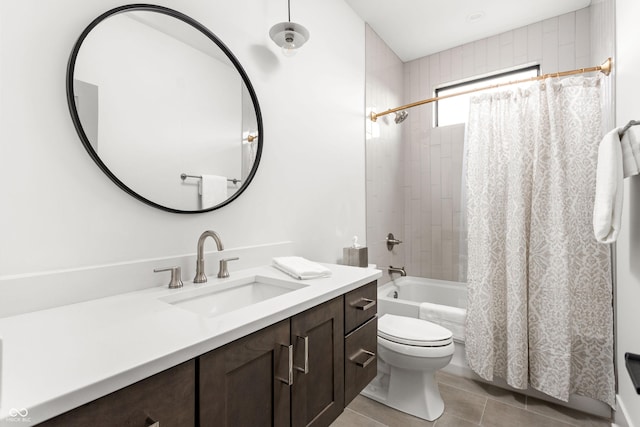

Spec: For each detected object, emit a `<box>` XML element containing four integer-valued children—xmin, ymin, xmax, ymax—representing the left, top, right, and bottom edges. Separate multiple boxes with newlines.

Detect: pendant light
<box><xmin>269</xmin><ymin>0</ymin><xmax>309</xmax><ymax>56</ymax></box>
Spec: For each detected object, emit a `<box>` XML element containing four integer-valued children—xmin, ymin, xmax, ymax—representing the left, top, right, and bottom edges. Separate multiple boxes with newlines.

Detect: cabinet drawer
<box><xmin>344</xmin><ymin>281</ymin><xmax>377</xmax><ymax>334</ymax></box>
<box><xmin>344</xmin><ymin>316</ymin><xmax>377</xmax><ymax>405</ymax></box>
<box><xmin>39</xmin><ymin>360</ymin><xmax>195</xmax><ymax>427</ymax></box>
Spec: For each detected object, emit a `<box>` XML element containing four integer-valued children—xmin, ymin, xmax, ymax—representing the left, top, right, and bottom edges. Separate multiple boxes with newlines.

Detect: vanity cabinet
<box><xmin>39</xmin><ymin>360</ymin><xmax>195</xmax><ymax>427</ymax></box>
<box><xmin>36</xmin><ymin>281</ymin><xmax>378</xmax><ymax>427</ymax></box>
<box><xmin>199</xmin><ymin>319</ymin><xmax>291</xmax><ymax>427</ymax></box>
<box><xmin>198</xmin><ymin>297</ymin><xmax>345</xmax><ymax>427</ymax></box>
<box><xmin>291</xmin><ymin>296</ymin><xmax>344</xmax><ymax>427</ymax></box>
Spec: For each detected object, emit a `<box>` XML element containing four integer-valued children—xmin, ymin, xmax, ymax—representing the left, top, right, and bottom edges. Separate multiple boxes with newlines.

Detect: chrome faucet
<box><xmin>194</xmin><ymin>230</ymin><xmax>224</xmax><ymax>283</ymax></box>
<box><xmin>388</xmin><ymin>266</ymin><xmax>406</xmax><ymax>277</ymax></box>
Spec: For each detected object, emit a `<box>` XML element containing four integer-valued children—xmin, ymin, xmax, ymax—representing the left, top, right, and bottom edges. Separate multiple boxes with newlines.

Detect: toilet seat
<box><xmin>378</xmin><ymin>314</ymin><xmax>453</xmax><ymax>347</ymax></box>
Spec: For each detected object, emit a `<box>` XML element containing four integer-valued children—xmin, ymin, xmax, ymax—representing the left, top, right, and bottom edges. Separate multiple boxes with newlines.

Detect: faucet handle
<box><xmin>217</xmin><ymin>257</ymin><xmax>239</xmax><ymax>279</ymax></box>
<box><xmin>154</xmin><ymin>266</ymin><xmax>184</xmax><ymax>289</ymax></box>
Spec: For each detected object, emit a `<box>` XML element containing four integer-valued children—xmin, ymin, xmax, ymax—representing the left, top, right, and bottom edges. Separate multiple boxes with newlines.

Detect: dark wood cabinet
<box><xmin>39</xmin><ymin>360</ymin><xmax>195</xmax><ymax>427</ymax></box>
<box><xmin>344</xmin><ymin>280</ymin><xmax>377</xmax><ymax>334</ymax></box>
<box><xmin>291</xmin><ymin>296</ymin><xmax>344</xmax><ymax>427</ymax></box>
<box><xmin>345</xmin><ymin>316</ymin><xmax>378</xmax><ymax>404</ymax></box>
<box><xmin>198</xmin><ymin>319</ymin><xmax>291</xmax><ymax>427</ymax></box>
<box><xmin>344</xmin><ymin>281</ymin><xmax>378</xmax><ymax>406</ymax></box>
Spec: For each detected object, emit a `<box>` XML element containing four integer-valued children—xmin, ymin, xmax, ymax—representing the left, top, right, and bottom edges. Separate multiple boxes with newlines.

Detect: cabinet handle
<box><xmin>349</xmin><ymin>350</ymin><xmax>376</xmax><ymax>368</ymax></box>
<box><xmin>351</xmin><ymin>298</ymin><xmax>376</xmax><ymax>311</ymax></box>
<box><xmin>145</xmin><ymin>416</ymin><xmax>160</xmax><ymax>427</ymax></box>
<box><xmin>294</xmin><ymin>335</ymin><xmax>309</xmax><ymax>374</ymax></box>
<box><xmin>276</xmin><ymin>344</ymin><xmax>294</xmax><ymax>386</ymax></box>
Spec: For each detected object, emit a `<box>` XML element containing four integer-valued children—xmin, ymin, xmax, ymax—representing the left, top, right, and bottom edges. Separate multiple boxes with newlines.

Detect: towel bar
<box><xmin>180</xmin><ymin>173</ymin><xmax>241</xmax><ymax>185</ymax></box>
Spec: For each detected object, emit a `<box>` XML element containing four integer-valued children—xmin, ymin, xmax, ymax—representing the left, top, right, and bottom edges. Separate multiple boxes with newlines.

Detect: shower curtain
<box><xmin>464</xmin><ymin>76</ymin><xmax>615</xmax><ymax>406</ymax></box>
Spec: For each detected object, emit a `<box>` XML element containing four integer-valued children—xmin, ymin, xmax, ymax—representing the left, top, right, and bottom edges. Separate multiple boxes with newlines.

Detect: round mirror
<box><xmin>67</xmin><ymin>4</ymin><xmax>263</xmax><ymax>213</ymax></box>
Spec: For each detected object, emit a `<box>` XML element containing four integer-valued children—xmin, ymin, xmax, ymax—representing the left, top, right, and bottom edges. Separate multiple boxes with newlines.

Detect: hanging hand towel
<box><xmin>199</xmin><ymin>175</ymin><xmax>227</xmax><ymax>209</ymax></box>
<box><xmin>620</xmin><ymin>133</ymin><xmax>639</xmax><ymax>177</ymax></box>
<box><xmin>622</xmin><ymin>127</ymin><xmax>640</xmax><ymax>177</ymax></box>
<box><xmin>272</xmin><ymin>256</ymin><xmax>332</xmax><ymax>280</ymax></box>
<box><xmin>593</xmin><ymin>128</ymin><xmax>624</xmax><ymax>243</ymax></box>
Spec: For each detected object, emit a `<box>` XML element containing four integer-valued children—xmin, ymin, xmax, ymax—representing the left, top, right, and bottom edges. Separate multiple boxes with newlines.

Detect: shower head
<box><xmin>395</xmin><ymin>110</ymin><xmax>408</xmax><ymax>124</ymax></box>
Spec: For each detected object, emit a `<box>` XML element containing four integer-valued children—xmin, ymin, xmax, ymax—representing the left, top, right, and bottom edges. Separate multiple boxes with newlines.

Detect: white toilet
<box><xmin>372</xmin><ymin>313</ymin><xmax>454</xmax><ymax>421</ymax></box>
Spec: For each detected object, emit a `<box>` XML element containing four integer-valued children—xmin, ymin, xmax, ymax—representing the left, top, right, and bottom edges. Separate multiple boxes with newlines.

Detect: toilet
<box><xmin>372</xmin><ymin>313</ymin><xmax>454</xmax><ymax>421</ymax></box>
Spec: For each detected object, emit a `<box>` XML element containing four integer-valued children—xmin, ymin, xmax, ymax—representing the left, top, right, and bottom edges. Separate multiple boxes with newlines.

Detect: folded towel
<box><xmin>419</xmin><ymin>302</ymin><xmax>467</xmax><ymax>342</ymax></box>
<box><xmin>593</xmin><ymin>128</ymin><xmax>624</xmax><ymax>243</ymax></box>
<box><xmin>199</xmin><ymin>175</ymin><xmax>227</xmax><ymax>208</ymax></box>
<box><xmin>419</xmin><ymin>302</ymin><xmax>466</xmax><ymax>324</ymax></box>
<box><xmin>272</xmin><ymin>256</ymin><xmax>332</xmax><ymax>280</ymax></box>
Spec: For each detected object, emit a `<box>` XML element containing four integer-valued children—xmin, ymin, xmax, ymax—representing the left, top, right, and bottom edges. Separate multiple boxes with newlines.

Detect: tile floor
<box><xmin>331</xmin><ymin>371</ymin><xmax>612</xmax><ymax>427</ymax></box>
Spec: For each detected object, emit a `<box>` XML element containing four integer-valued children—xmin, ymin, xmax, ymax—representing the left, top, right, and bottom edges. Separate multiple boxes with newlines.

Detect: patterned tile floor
<box><xmin>331</xmin><ymin>371</ymin><xmax>612</xmax><ymax>427</ymax></box>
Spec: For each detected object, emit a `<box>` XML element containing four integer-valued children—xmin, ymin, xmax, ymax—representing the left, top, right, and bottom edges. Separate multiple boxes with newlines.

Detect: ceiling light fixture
<box><xmin>269</xmin><ymin>0</ymin><xmax>310</xmax><ymax>57</ymax></box>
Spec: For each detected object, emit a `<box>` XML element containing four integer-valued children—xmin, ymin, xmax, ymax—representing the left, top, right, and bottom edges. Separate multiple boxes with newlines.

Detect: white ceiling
<box><xmin>344</xmin><ymin>0</ymin><xmax>592</xmax><ymax>62</ymax></box>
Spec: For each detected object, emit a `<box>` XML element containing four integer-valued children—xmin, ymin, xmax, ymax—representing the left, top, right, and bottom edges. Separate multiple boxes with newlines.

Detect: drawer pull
<box><xmin>294</xmin><ymin>335</ymin><xmax>309</xmax><ymax>374</ymax></box>
<box><xmin>276</xmin><ymin>344</ymin><xmax>294</xmax><ymax>385</ymax></box>
<box><xmin>350</xmin><ymin>350</ymin><xmax>376</xmax><ymax>368</ymax></box>
<box><xmin>351</xmin><ymin>297</ymin><xmax>376</xmax><ymax>311</ymax></box>
<box><xmin>145</xmin><ymin>416</ymin><xmax>160</xmax><ymax>427</ymax></box>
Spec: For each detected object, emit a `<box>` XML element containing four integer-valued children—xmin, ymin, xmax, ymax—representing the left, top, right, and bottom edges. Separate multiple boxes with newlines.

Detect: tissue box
<box><xmin>344</xmin><ymin>247</ymin><xmax>368</xmax><ymax>267</ymax></box>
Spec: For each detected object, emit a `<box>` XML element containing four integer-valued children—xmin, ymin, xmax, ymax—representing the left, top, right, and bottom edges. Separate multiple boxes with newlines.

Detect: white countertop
<box><xmin>0</xmin><ymin>263</ymin><xmax>381</xmax><ymax>425</ymax></box>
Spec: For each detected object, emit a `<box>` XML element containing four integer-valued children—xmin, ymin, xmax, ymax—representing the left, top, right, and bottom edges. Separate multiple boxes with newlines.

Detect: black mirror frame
<box><xmin>66</xmin><ymin>4</ymin><xmax>263</xmax><ymax>214</ymax></box>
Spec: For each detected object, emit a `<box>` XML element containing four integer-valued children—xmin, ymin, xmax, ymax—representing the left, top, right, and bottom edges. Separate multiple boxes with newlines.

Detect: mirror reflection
<box><xmin>68</xmin><ymin>6</ymin><xmax>262</xmax><ymax>213</ymax></box>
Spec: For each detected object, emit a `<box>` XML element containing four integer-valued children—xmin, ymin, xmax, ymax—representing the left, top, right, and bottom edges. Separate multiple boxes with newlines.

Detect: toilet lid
<box><xmin>378</xmin><ymin>314</ymin><xmax>453</xmax><ymax>347</ymax></box>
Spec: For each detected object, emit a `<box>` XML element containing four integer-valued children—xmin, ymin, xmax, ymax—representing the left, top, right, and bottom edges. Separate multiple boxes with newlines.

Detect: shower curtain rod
<box><xmin>369</xmin><ymin>57</ymin><xmax>613</xmax><ymax>122</ymax></box>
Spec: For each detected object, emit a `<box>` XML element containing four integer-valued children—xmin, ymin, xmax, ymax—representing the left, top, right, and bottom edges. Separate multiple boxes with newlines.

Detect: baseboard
<box><xmin>615</xmin><ymin>395</ymin><xmax>634</xmax><ymax>427</ymax></box>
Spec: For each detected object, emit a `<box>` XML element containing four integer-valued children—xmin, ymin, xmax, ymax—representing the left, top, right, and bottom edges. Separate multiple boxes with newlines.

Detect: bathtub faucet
<box><xmin>388</xmin><ymin>265</ymin><xmax>406</xmax><ymax>277</ymax></box>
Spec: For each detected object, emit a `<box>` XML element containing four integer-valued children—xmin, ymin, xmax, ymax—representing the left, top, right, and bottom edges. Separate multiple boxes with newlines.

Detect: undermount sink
<box><xmin>159</xmin><ymin>275</ymin><xmax>307</xmax><ymax>317</ymax></box>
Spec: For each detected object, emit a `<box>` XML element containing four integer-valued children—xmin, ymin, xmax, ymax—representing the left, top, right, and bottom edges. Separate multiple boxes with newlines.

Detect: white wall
<box><xmin>0</xmin><ymin>0</ymin><xmax>366</xmax><ymax>311</ymax></box>
<box><xmin>615</xmin><ymin>0</ymin><xmax>640</xmax><ymax>424</ymax></box>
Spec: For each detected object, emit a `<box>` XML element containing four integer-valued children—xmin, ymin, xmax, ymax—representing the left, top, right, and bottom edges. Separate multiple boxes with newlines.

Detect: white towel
<box><xmin>623</xmin><ymin>127</ymin><xmax>640</xmax><ymax>177</ymax></box>
<box><xmin>620</xmin><ymin>131</ymin><xmax>639</xmax><ymax>177</ymax></box>
<box><xmin>419</xmin><ymin>302</ymin><xmax>467</xmax><ymax>342</ymax></box>
<box><xmin>272</xmin><ymin>256</ymin><xmax>332</xmax><ymax>280</ymax></box>
<box><xmin>593</xmin><ymin>129</ymin><xmax>624</xmax><ymax>243</ymax></box>
<box><xmin>199</xmin><ymin>175</ymin><xmax>227</xmax><ymax>208</ymax></box>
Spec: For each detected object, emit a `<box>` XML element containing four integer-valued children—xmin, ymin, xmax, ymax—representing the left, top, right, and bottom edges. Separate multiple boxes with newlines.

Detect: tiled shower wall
<box><xmin>590</xmin><ymin>0</ymin><xmax>616</xmax><ymax>133</ymax></box>
<box><xmin>366</xmin><ymin>8</ymin><xmax>594</xmax><ymax>282</ymax></box>
<box><xmin>365</xmin><ymin>24</ymin><xmax>405</xmax><ymax>279</ymax></box>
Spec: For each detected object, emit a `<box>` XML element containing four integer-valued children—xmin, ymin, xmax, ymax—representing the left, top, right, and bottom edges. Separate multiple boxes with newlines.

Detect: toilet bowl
<box><xmin>373</xmin><ymin>313</ymin><xmax>454</xmax><ymax>421</ymax></box>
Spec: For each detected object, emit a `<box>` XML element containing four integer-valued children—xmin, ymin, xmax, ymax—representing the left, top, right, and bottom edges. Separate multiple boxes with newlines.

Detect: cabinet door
<box><xmin>291</xmin><ymin>296</ymin><xmax>344</xmax><ymax>427</ymax></box>
<box><xmin>199</xmin><ymin>320</ymin><xmax>291</xmax><ymax>427</ymax></box>
<box><xmin>344</xmin><ymin>281</ymin><xmax>377</xmax><ymax>334</ymax></box>
<box><xmin>39</xmin><ymin>360</ymin><xmax>195</xmax><ymax>427</ymax></box>
<box><xmin>345</xmin><ymin>316</ymin><xmax>378</xmax><ymax>405</ymax></box>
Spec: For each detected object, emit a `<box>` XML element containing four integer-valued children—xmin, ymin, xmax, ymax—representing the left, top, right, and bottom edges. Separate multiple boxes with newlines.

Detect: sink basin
<box><xmin>159</xmin><ymin>276</ymin><xmax>307</xmax><ymax>317</ymax></box>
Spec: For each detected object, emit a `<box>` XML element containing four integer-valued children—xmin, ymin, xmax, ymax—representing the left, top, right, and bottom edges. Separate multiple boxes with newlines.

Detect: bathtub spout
<box><xmin>388</xmin><ymin>266</ymin><xmax>406</xmax><ymax>277</ymax></box>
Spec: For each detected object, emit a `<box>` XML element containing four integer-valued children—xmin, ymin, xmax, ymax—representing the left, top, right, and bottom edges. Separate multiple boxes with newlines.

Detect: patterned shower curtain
<box><xmin>464</xmin><ymin>76</ymin><xmax>615</xmax><ymax>407</ymax></box>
